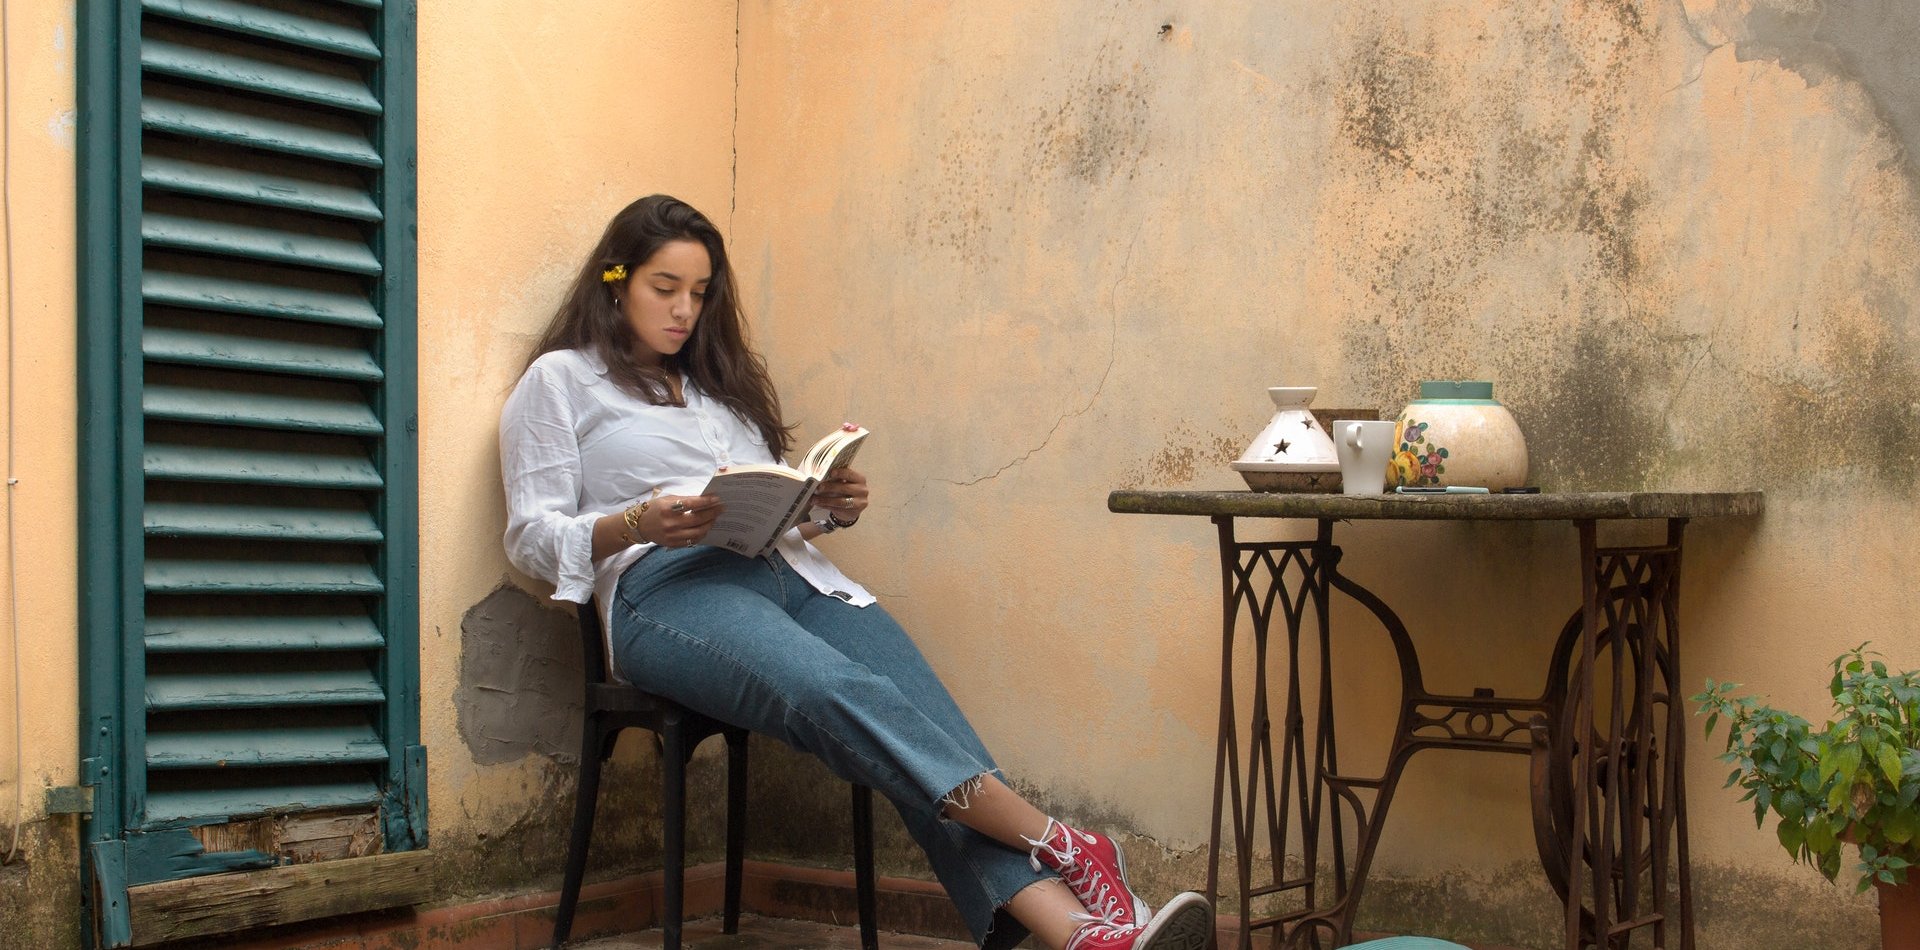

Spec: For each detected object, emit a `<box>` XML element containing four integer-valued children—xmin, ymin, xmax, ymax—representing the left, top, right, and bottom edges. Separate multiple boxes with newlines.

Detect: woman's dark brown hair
<box><xmin>525</xmin><ymin>194</ymin><xmax>793</xmax><ymax>456</ymax></box>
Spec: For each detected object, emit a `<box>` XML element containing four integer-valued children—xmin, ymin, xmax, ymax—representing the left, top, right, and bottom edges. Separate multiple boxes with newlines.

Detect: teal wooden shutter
<box><xmin>79</xmin><ymin>1</ymin><xmax>421</xmax><ymax>941</ymax></box>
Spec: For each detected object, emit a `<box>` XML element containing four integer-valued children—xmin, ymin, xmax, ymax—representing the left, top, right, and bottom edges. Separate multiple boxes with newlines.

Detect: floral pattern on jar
<box><xmin>1391</xmin><ymin>418</ymin><xmax>1449</xmax><ymax>487</ymax></box>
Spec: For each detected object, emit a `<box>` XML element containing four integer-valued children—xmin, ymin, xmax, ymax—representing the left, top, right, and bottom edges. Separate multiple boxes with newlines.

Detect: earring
<box><xmin>611</xmin><ymin>295</ymin><xmax>620</xmax><ymax>307</ymax></box>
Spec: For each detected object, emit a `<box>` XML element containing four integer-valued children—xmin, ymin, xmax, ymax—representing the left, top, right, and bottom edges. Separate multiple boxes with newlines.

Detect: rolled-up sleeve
<box><xmin>499</xmin><ymin>365</ymin><xmax>599</xmax><ymax>603</ymax></box>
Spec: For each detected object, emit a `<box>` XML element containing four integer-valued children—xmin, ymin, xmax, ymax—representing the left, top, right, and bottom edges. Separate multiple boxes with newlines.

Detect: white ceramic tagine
<box><xmin>1231</xmin><ymin>387</ymin><xmax>1341</xmax><ymax>493</ymax></box>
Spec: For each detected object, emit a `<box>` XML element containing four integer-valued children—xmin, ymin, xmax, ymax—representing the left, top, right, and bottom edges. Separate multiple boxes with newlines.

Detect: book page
<box><xmin>800</xmin><ymin>427</ymin><xmax>869</xmax><ymax>479</ymax></box>
<box><xmin>697</xmin><ymin>470</ymin><xmax>810</xmax><ymax>557</ymax></box>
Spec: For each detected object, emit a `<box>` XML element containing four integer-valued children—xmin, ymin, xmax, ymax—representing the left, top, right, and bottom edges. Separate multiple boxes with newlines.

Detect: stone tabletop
<box><xmin>1107</xmin><ymin>490</ymin><xmax>1765</xmax><ymax>521</ymax></box>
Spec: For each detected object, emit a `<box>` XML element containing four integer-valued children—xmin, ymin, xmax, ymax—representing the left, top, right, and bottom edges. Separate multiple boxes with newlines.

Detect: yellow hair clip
<box><xmin>601</xmin><ymin>264</ymin><xmax>628</xmax><ymax>284</ymax></box>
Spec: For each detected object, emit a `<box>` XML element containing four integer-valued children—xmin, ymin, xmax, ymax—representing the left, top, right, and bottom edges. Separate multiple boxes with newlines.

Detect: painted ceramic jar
<box><xmin>1391</xmin><ymin>380</ymin><xmax>1529</xmax><ymax>490</ymax></box>
<box><xmin>1232</xmin><ymin>387</ymin><xmax>1341</xmax><ymax>492</ymax></box>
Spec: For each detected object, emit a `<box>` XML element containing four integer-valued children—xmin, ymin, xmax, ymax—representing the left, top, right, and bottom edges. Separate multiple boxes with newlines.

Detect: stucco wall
<box><xmin>729</xmin><ymin>1</ymin><xmax>1914</xmax><ymax>947</ymax></box>
<box><xmin>1</xmin><ymin>0</ymin><xmax>84</xmax><ymax>942</ymax></box>
<box><xmin>418</xmin><ymin>0</ymin><xmax>740</xmax><ymax>902</ymax></box>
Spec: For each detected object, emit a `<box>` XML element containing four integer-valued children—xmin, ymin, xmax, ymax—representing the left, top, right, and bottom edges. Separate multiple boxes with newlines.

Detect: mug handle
<box><xmin>1345</xmin><ymin>422</ymin><xmax>1365</xmax><ymax>450</ymax></box>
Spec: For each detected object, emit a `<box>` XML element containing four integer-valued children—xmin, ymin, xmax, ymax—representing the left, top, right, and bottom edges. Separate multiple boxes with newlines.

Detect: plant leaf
<box><xmin>1879</xmin><ymin>743</ymin><xmax>1903</xmax><ymax>784</ymax></box>
<box><xmin>1777</xmin><ymin>819</ymin><xmax>1805</xmax><ymax>854</ymax></box>
<box><xmin>1807</xmin><ymin>815</ymin><xmax>1838</xmax><ymax>853</ymax></box>
<box><xmin>1834</xmin><ymin>742</ymin><xmax>1863</xmax><ymax>783</ymax></box>
<box><xmin>1887</xmin><ymin>810</ymin><xmax>1919</xmax><ymax>846</ymax></box>
<box><xmin>1778</xmin><ymin>789</ymin><xmax>1807</xmax><ymax>821</ymax></box>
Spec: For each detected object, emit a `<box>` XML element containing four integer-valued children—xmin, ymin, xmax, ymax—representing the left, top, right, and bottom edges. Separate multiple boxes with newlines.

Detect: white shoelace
<box><xmin>1025</xmin><ymin>819</ymin><xmax>1127</xmax><ymax>925</ymax></box>
<box><xmin>1064</xmin><ymin>918</ymin><xmax>1138</xmax><ymax>950</ymax></box>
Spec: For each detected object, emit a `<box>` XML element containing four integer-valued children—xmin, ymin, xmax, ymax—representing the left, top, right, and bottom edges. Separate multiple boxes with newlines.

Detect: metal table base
<box><xmin>1109</xmin><ymin>491</ymin><xmax>1762</xmax><ymax>950</ymax></box>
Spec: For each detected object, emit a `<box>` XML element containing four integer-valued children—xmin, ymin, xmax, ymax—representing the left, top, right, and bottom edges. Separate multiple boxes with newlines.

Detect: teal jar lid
<box><xmin>1415</xmin><ymin>380</ymin><xmax>1496</xmax><ymax>403</ymax></box>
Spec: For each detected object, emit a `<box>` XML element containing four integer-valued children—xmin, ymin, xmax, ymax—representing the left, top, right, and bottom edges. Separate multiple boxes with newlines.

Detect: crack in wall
<box><xmin>919</xmin><ymin>221</ymin><xmax>1142</xmax><ymax>494</ymax></box>
<box><xmin>728</xmin><ymin>0</ymin><xmax>741</xmax><ymax>234</ymax></box>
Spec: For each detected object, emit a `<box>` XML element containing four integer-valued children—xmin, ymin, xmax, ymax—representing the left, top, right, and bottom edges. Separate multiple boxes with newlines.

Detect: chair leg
<box><xmin>553</xmin><ymin>721</ymin><xmax>608</xmax><ymax>948</ymax></box>
<box><xmin>724</xmin><ymin>729</ymin><xmax>747</xmax><ymax>934</ymax></box>
<box><xmin>662</xmin><ymin>716</ymin><xmax>689</xmax><ymax>950</ymax></box>
<box><xmin>853</xmin><ymin>784</ymin><xmax>878</xmax><ymax>950</ymax></box>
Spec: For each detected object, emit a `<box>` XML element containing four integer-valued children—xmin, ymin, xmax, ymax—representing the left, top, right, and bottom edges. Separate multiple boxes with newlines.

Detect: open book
<box><xmin>696</xmin><ymin>426</ymin><xmax>870</xmax><ymax>558</ymax></box>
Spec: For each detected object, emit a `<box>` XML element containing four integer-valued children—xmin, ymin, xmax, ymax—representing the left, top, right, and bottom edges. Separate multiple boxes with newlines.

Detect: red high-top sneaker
<box><xmin>1026</xmin><ymin>818</ymin><xmax>1153</xmax><ymax>927</ymax></box>
<box><xmin>1063</xmin><ymin>892</ymin><xmax>1213</xmax><ymax>950</ymax></box>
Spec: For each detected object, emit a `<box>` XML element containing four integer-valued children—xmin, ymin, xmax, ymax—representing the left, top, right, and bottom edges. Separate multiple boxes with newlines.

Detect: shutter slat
<box><xmin>144</xmin><ymin>213</ymin><xmax>381</xmax><ymax>275</ymax></box>
<box><xmin>145</xmin><ymin>781</ymin><xmax>381</xmax><ymax>824</ymax></box>
<box><xmin>145</xmin><ymin>559</ymin><xmax>384</xmax><ymax>595</ymax></box>
<box><xmin>142</xmin><ymin>0</ymin><xmax>382</xmax><ymax>61</ymax></box>
<box><xmin>144</xmin><ymin>270</ymin><xmax>380</xmax><ymax>329</ymax></box>
<box><xmin>143</xmin><ymin>97</ymin><xmax>382</xmax><ymax>167</ymax></box>
<box><xmin>145</xmin><ymin>326</ymin><xmax>384</xmax><ymax>381</ymax></box>
<box><xmin>143</xmin><ymin>155</ymin><xmax>382</xmax><ymax>221</ymax></box>
<box><xmin>146</xmin><ymin>614</ymin><xmax>384</xmax><ymax>653</ymax></box>
<box><xmin>142</xmin><ymin>38</ymin><xmax>382</xmax><ymax>115</ymax></box>
<box><xmin>144</xmin><ymin>384</ymin><xmax>383</xmax><ymax>435</ymax></box>
<box><xmin>148</xmin><ymin>725</ymin><xmax>389</xmax><ymax>769</ymax></box>
<box><xmin>147</xmin><ymin>669</ymin><xmax>385</xmax><ymax>711</ymax></box>
<box><xmin>145</xmin><ymin>443</ymin><xmax>382</xmax><ymax>490</ymax></box>
<box><xmin>145</xmin><ymin>501</ymin><xmax>382</xmax><ymax>543</ymax></box>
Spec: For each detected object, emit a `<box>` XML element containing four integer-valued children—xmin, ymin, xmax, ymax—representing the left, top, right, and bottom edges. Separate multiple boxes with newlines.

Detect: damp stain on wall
<box><xmin>0</xmin><ymin>821</ymin><xmax>83</xmax><ymax>950</ymax></box>
<box><xmin>904</xmin><ymin>15</ymin><xmax>1159</xmax><ymax>268</ymax></box>
<box><xmin>1326</xmin><ymin>1</ymin><xmax>1662</xmax><ymax>425</ymax></box>
<box><xmin>1313</xmin><ymin>1</ymin><xmax>1920</xmax><ymax>496</ymax></box>
<box><xmin>1116</xmin><ymin>425</ymin><xmax>1245</xmax><ymax>489</ymax></box>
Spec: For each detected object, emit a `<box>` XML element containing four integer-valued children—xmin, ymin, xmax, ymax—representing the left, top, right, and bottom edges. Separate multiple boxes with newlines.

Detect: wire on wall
<box><xmin>1</xmin><ymin>0</ymin><xmax>26</xmax><ymax>867</ymax></box>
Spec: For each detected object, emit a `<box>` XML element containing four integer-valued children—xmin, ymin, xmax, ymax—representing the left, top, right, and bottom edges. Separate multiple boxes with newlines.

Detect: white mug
<box><xmin>1335</xmin><ymin>420</ymin><xmax>1397</xmax><ymax>495</ymax></box>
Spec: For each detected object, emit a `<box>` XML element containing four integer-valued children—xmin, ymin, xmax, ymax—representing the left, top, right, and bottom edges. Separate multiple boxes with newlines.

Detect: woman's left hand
<box><xmin>820</xmin><ymin>467</ymin><xmax>868</xmax><ymax>523</ymax></box>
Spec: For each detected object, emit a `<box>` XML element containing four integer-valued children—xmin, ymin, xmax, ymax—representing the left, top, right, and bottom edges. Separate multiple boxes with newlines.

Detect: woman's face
<box><xmin>619</xmin><ymin>238</ymin><xmax>711</xmax><ymax>365</ymax></box>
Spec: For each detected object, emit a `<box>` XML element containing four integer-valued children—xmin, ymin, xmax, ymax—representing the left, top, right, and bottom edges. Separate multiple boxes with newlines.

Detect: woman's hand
<box><xmin>644</xmin><ymin>494</ymin><xmax>723</xmax><ymax>548</ymax></box>
<box><xmin>819</xmin><ymin>468</ymin><xmax>868</xmax><ymax>524</ymax></box>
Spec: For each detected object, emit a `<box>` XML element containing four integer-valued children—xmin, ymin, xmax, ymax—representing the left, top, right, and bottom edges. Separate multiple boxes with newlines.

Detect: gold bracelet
<box><xmin>621</xmin><ymin>488</ymin><xmax>662</xmax><ymax>545</ymax></box>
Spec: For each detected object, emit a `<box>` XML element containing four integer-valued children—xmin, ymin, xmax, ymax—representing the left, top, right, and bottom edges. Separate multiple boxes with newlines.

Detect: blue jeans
<box><xmin>610</xmin><ymin>547</ymin><xmax>1053</xmax><ymax>950</ymax></box>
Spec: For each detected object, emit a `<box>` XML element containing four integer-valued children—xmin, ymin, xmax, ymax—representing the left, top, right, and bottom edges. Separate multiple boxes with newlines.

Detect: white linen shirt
<box><xmin>499</xmin><ymin>348</ymin><xmax>875</xmax><ymax>655</ymax></box>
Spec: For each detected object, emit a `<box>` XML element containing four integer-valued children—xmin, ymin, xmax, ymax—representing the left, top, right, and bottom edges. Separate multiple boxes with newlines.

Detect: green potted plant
<box><xmin>1695</xmin><ymin>644</ymin><xmax>1920</xmax><ymax>949</ymax></box>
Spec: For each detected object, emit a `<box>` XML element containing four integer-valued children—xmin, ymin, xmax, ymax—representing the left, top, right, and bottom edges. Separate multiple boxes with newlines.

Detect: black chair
<box><xmin>553</xmin><ymin>600</ymin><xmax>880</xmax><ymax>950</ymax></box>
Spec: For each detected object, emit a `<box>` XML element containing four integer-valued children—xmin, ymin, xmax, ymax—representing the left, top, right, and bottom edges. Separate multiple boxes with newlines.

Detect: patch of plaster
<box><xmin>455</xmin><ymin>584</ymin><xmax>583</xmax><ymax>766</ymax></box>
<box><xmin>1694</xmin><ymin>0</ymin><xmax>1920</xmax><ymax>186</ymax></box>
<box><xmin>45</xmin><ymin>109</ymin><xmax>74</xmax><ymax>150</ymax></box>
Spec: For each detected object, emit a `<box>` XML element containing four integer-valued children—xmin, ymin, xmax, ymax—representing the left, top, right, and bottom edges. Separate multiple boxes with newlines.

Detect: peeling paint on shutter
<box><xmin>82</xmin><ymin>2</ymin><xmax>420</xmax><ymax>921</ymax></box>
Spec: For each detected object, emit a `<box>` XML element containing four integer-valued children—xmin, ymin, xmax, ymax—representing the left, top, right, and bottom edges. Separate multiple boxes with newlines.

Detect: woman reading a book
<box><xmin>499</xmin><ymin>195</ymin><xmax>1210</xmax><ymax>950</ymax></box>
